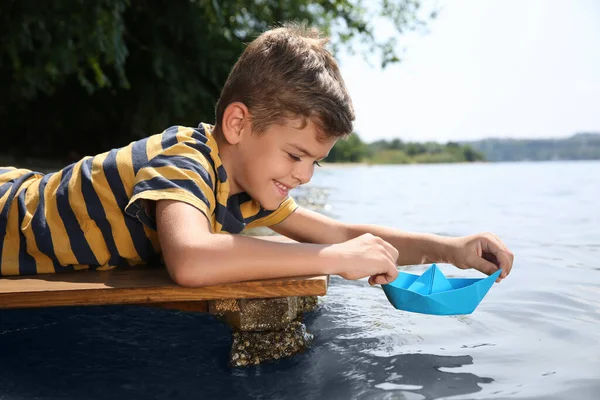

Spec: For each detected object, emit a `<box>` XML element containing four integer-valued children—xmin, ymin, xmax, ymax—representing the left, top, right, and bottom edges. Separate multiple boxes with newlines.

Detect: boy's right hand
<box><xmin>325</xmin><ymin>233</ymin><xmax>399</xmax><ymax>286</ymax></box>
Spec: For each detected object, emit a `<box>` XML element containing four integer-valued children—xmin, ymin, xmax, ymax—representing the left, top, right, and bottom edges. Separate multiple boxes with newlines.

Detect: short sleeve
<box><xmin>125</xmin><ymin>138</ymin><xmax>216</xmax><ymax>230</ymax></box>
<box><xmin>243</xmin><ymin>196</ymin><xmax>298</xmax><ymax>229</ymax></box>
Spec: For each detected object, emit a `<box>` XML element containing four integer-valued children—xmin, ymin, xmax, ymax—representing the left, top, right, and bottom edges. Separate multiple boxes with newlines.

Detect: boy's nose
<box><xmin>292</xmin><ymin>164</ymin><xmax>314</xmax><ymax>185</ymax></box>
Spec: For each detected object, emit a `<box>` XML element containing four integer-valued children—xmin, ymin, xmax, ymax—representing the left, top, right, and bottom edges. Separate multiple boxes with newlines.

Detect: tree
<box><xmin>0</xmin><ymin>0</ymin><xmax>434</xmax><ymax>160</ymax></box>
<box><xmin>326</xmin><ymin>132</ymin><xmax>368</xmax><ymax>162</ymax></box>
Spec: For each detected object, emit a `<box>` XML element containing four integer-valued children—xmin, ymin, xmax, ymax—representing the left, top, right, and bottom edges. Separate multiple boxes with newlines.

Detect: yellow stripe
<box><xmin>245</xmin><ymin>197</ymin><xmax>298</xmax><ymax>229</ymax></box>
<box><xmin>145</xmin><ymin>133</ymin><xmax>164</xmax><ymax>161</ymax></box>
<box><xmin>240</xmin><ymin>200</ymin><xmax>262</xmax><ymax>219</ymax></box>
<box><xmin>0</xmin><ymin>186</ymin><xmax>25</xmax><ymax>276</ymax></box>
<box><xmin>43</xmin><ymin>171</ymin><xmax>82</xmax><ymax>266</ymax></box>
<box><xmin>159</xmin><ymin>141</ymin><xmax>217</xmax><ymax>187</ymax></box>
<box><xmin>91</xmin><ymin>152</ymin><xmax>141</xmax><ymax>263</ymax></box>
<box><xmin>203</xmin><ymin>128</ymin><xmax>230</xmax><ymax>208</ymax></box>
<box><xmin>67</xmin><ymin>158</ymin><xmax>111</xmax><ymax>267</ymax></box>
<box><xmin>128</xmin><ymin>188</ymin><xmax>212</xmax><ymax>224</ymax></box>
<box><xmin>176</xmin><ymin>127</ymin><xmax>191</xmax><ymax>142</ymax></box>
<box><xmin>21</xmin><ymin>178</ymin><xmax>55</xmax><ymax>274</ymax></box>
<box><xmin>116</xmin><ymin>144</ymin><xmax>135</xmax><ymax>197</ymax></box>
<box><xmin>136</xmin><ymin>165</ymin><xmax>216</xmax><ymax>214</ymax></box>
<box><xmin>204</xmin><ymin>128</ymin><xmax>221</xmax><ymax>168</ymax></box>
<box><xmin>0</xmin><ymin>168</ymin><xmax>33</xmax><ymax>183</ymax></box>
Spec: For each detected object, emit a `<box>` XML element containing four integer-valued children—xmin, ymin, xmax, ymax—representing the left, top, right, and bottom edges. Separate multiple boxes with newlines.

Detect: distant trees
<box><xmin>324</xmin><ymin>132</ymin><xmax>600</xmax><ymax>165</ymax></box>
<box><xmin>326</xmin><ymin>133</ymin><xmax>369</xmax><ymax>163</ymax></box>
<box><xmin>326</xmin><ymin>134</ymin><xmax>486</xmax><ymax>164</ymax></box>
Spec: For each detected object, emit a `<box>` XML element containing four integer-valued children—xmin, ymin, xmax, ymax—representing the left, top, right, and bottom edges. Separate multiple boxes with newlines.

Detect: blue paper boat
<box><xmin>382</xmin><ymin>264</ymin><xmax>501</xmax><ymax>315</ymax></box>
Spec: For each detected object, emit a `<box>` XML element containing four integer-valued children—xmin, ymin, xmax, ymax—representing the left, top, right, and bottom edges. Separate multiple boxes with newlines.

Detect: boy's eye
<box><xmin>287</xmin><ymin>152</ymin><xmax>321</xmax><ymax>167</ymax></box>
<box><xmin>287</xmin><ymin>153</ymin><xmax>302</xmax><ymax>161</ymax></box>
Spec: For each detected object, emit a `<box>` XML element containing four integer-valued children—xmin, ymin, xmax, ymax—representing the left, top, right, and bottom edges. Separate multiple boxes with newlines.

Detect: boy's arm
<box><xmin>271</xmin><ymin>207</ymin><xmax>514</xmax><ymax>282</ymax></box>
<box><xmin>155</xmin><ymin>200</ymin><xmax>399</xmax><ymax>287</ymax></box>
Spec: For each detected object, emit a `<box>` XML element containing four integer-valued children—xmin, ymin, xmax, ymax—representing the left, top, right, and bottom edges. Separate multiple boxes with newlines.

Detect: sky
<box><xmin>338</xmin><ymin>0</ymin><xmax>600</xmax><ymax>143</ymax></box>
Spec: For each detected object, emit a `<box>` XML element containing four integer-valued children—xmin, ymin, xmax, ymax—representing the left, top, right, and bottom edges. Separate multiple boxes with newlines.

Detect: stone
<box><xmin>229</xmin><ymin>321</ymin><xmax>314</xmax><ymax>367</ymax></box>
<box><xmin>209</xmin><ymin>295</ymin><xmax>321</xmax><ymax>366</ymax></box>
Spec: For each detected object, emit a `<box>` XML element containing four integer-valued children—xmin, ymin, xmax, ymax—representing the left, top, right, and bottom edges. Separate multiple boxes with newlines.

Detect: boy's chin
<box><xmin>255</xmin><ymin>197</ymin><xmax>282</xmax><ymax>211</ymax></box>
<box><xmin>259</xmin><ymin>201</ymin><xmax>280</xmax><ymax>211</ymax></box>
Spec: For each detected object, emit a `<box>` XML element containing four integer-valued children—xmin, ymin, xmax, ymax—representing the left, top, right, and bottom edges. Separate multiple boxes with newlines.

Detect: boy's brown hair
<box><xmin>215</xmin><ymin>22</ymin><xmax>355</xmax><ymax>139</ymax></box>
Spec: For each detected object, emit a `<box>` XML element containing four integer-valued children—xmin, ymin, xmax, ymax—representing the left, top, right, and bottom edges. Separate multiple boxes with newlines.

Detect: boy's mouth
<box><xmin>273</xmin><ymin>180</ymin><xmax>291</xmax><ymax>196</ymax></box>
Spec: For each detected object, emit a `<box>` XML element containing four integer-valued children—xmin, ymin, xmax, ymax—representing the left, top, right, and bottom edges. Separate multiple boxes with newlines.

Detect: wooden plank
<box><xmin>0</xmin><ymin>266</ymin><xmax>328</xmax><ymax>309</ymax></box>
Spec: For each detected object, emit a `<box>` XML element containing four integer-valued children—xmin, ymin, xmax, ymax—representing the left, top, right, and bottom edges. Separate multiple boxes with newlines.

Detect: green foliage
<box><xmin>1</xmin><ymin>0</ymin><xmax>129</xmax><ymax>99</ymax></box>
<box><xmin>467</xmin><ymin>133</ymin><xmax>600</xmax><ymax>161</ymax></box>
<box><xmin>0</xmin><ymin>0</ymin><xmax>434</xmax><ymax>160</ymax></box>
<box><xmin>325</xmin><ymin>134</ymin><xmax>486</xmax><ymax>164</ymax></box>
<box><xmin>367</xmin><ymin>149</ymin><xmax>411</xmax><ymax>164</ymax></box>
<box><xmin>326</xmin><ymin>132</ymin><xmax>368</xmax><ymax>162</ymax></box>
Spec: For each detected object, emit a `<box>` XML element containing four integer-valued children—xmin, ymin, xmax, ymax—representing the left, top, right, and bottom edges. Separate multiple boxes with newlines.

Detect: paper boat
<box><xmin>382</xmin><ymin>264</ymin><xmax>501</xmax><ymax>315</ymax></box>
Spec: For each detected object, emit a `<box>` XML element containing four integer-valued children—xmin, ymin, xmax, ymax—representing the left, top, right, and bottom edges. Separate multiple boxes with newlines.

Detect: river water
<box><xmin>1</xmin><ymin>161</ymin><xmax>599</xmax><ymax>399</ymax></box>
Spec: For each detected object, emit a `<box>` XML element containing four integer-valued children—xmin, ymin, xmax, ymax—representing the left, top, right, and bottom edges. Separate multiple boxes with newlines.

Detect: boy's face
<box><xmin>232</xmin><ymin>118</ymin><xmax>336</xmax><ymax>210</ymax></box>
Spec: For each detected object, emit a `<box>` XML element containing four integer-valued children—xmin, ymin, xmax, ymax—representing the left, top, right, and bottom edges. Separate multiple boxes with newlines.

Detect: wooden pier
<box><xmin>0</xmin><ymin>265</ymin><xmax>328</xmax><ymax>366</ymax></box>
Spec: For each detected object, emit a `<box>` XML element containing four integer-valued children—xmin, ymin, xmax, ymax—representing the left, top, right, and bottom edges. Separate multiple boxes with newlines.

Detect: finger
<box><xmin>482</xmin><ymin>238</ymin><xmax>513</xmax><ymax>279</ymax></box>
<box><xmin>470</xmin><ymin>256</ymin><xmax>502</xmax><ymax>282</ymax></box>
<box><xmin>387</xmin><ymin>264</ymin><xmax>399</xmax><ymax>282</ymax></box>
<box><xmin>368</xmin><ymin>268</ymin><xmax>397</xmax><ymax>286</ymax></box>
<box><xmin>492</xmin><ymin>236</ymin><xmax>515</xmax><ymax>277</ymax></box>
<box><xmin>378</xmin><ymin>237</ymin><xmax>399</xmax><ymax>265</ymax></box>
<box><xmin>371</xmin><ymin>274</ymin><xmax>391</xmax><ymax>285</ymax></box>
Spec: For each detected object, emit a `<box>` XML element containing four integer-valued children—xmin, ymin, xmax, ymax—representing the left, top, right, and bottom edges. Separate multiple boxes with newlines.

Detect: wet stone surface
<box><xmin>209</xmin><ymin>296</ymin><xmax>320</xmax><ymax>367</ymax></box>
<box><xmin>230</xmin><ymin>320</ymin><xmax>314</xmax><ymax>367</ymax></box>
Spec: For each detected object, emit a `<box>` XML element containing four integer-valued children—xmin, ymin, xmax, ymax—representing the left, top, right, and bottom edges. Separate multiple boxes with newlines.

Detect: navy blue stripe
<box><xmin>161</xmin><ymin>126</ymin><xmax>180</xmax><ymax>150</ymax></box>
<box><xmin>183</xmin><ymin>136</ymin><xmax>215</xmax><ymax>162</ymax></box>
<box><xmin>134</xmin><ymin>177</ymin><xmax>210</xmax><ymax>209</ymax></box>
<box><xmin>215</xmin><ymin>202</ymin><xmax>245</xmax><ymax>234</ymax></box>
<box><xmin>0</xmin><ymin>172</ymin><xmax>37</xmax><ymax>276</ymax></box>
<box><xmin>29</xmin><ymin>173</ymin><xmax>74</xmax><ymax>273</ymax></box>
<box><xmin>190</xmin><ymin>126</ymin><xmax>209</xmax><ymax>144</ymax></box>
<box><xmin>80</xmin><ymin>158</ymin><xmax>128</xmax><ymax>268</ymax></box>
<box><xmin>216</xmin><ymin>165</ymin><xmax>228</xmax><ymax>183</ymax></box>
<box><xmin>226</xmin><ymin>195</ymin><xmax>244</xmax><ymax>221</ymax></box>
<box><xmin>215</xmin><ymin>202</ymin><xmax>227</xmax><ymax>227</ymax></box>
<box><xmin>146</xmin><ymin>155</ymin><xmax>214</xmax><ymax>189</ymax></box>
<box><xmin>237</xmin><ymin>192</ymin><xmax>253</xmax><ymax>204</ymax></box>
<box><xmin>55</xmin><ymin>164</ymin><xmax>99</xmax><ymax>266</ymax></box>
<box><xmin>0</xmin><ymin>181</ymin><xmax>11</xmax><ymax>199</ymax></box>
<box><xmin>102</xmin><ymin>150</ymin><xmax>155</xmax><ymax>261</ymax></box>
<box><xmin>184</xmin><ymin>142</ymin><xmax>217</xmax><ymax>179</ymax></box>
<box><xmin>226</xmin><ymin>192</ymin><xmax>272</xmax><ymax>226</ymax></box>
<box><xmin>243</xmin><ymin>208</ymin><xmax>273</xmax><ymax>225</ymax></box>
<box><xmin>131</xmin><ymin>137</ymin><xmax>149</xmax><ymax>175</ymax></box>
<box><xmin>17</xmin><ymin>187</ymin><xmax>37</xmax><ymax>275</ymax></box>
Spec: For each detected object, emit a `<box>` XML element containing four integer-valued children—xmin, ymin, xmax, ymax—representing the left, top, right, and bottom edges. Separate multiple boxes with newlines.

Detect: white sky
<box><xmin>338</xmin><ymin>0</ymin><xmax>600</xmax><ymax>143</ymax></box>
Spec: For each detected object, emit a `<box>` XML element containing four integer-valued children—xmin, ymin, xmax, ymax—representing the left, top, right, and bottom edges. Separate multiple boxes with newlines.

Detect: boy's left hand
<box><xmin>445</xmin><ymin>233</ymin><xmax>514</xmax><ymax>282</ymax></box>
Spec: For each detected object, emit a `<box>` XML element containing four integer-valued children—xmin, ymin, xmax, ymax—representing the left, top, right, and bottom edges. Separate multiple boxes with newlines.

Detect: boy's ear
<box><xmin>221</xmin><ymin>102</ymin><xmax>250</xmax><ymax>145</ymax></box>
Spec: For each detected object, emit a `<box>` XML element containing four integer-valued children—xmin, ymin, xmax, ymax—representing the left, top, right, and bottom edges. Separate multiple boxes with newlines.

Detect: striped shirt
<box><xmin>0</xmin><ymin>124</ymin><xmax>297</xmax><ymax>276</ymax></box>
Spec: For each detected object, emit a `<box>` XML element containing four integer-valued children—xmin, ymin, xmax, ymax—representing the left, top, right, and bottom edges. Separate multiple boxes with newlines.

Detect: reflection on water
<box><xmin>1</xmin><ymin>161</ymin><xmax>600</xmax><ymax>399</ymax></box>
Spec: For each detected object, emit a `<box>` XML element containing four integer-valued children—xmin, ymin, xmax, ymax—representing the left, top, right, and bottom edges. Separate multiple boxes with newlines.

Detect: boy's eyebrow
<box><xmin>289</xmin><ymin>144</ymin><xmax>327</xmax><ymax>160</ymax></box>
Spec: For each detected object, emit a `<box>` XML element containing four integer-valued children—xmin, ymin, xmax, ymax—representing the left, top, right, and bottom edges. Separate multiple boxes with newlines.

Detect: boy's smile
<box><xmin>219</xmin><ymin>115</ymin><xmax>337</xmax><ymax>210</ymax></box>
<box><xmin>273</xmin><ymin>179</ymin><xmax>293</xmax><ymax>197</ymax></box>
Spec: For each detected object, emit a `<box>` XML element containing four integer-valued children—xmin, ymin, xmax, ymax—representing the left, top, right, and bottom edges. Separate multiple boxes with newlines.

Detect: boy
<box><xmin>0</xmin><ymin>24</ymin><xmax>513</xmax><ymax>286</ymax></box>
